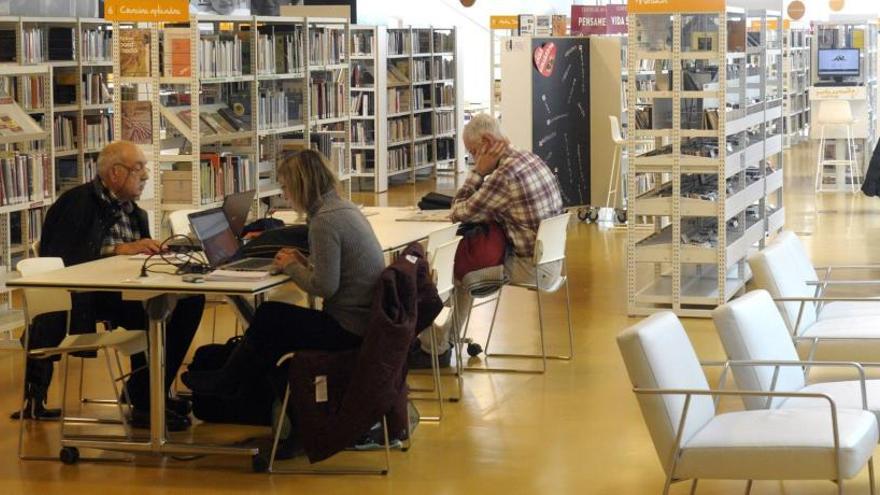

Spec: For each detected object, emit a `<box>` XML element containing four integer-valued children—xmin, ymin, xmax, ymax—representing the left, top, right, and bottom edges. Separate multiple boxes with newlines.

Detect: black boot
<box><xmin>10</xmin><ymin>381</ymin><xmax>61</xmax><ymax>420</ymax></box>
<box><xmin>181</xmin><ymin>339</ymin><xmax>268</xmax><ymax>398</ymax></box>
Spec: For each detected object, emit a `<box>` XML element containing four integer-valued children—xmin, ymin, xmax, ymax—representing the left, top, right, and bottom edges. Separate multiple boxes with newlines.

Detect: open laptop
<box><xmin>166</xmin><ymin>190</ymin><xmax>256</xmax><ymax>251</ymax></box>
<box><xmin>188</xmin><ymin>207</ymin><xmax>276</xmax><ymax>272</ymax></box>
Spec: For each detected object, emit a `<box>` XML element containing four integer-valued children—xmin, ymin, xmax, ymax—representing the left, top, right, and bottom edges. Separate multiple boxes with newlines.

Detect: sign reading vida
<box><xmin>104</xmin><ymin>0</ymin><xmax>189</xmax><ymax>23</ymax></box>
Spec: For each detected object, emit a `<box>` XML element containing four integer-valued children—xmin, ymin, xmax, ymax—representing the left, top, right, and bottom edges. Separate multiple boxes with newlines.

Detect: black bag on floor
<box><xmin>189</xmin><ymin>337</ymin><xmax>275</xmax><ymax>426</ymax></box>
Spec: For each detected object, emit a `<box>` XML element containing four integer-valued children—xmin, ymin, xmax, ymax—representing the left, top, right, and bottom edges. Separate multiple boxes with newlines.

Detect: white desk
<box><xmin>7</xmin><ymin>256</ymin><xmax>290</xmax><ymax>463</ymax></box>
<box><xmin>272</xmin><ymin>206</ymin><xmax>453</xmax><ymax>253</ymax></box>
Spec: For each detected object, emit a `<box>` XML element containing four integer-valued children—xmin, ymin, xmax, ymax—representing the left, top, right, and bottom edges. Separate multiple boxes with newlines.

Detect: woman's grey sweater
<box><xmin>284</xmin><ymin>190</ymin><xmax>385</xmax><ymax>336</ymax></box>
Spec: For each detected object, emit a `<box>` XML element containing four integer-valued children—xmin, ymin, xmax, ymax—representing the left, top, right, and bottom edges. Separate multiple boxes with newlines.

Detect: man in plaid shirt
<box><xmin>412</xmin><ymin>114</ymin><xmax>564</xmax><ymax>368</ymax></box>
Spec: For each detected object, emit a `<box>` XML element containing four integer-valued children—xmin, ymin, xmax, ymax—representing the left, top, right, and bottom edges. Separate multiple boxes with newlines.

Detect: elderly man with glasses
<box><xmin>15</xmin><ymin>141</ymin><xmax>204</xmax><ymax>431</ymax></box>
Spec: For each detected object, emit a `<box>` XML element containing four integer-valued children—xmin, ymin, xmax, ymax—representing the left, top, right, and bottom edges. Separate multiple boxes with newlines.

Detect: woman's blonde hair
<box><xmin>277</xmin><ymin>149</ymin><xmax>339</xmax><ymax>213</ymax></box>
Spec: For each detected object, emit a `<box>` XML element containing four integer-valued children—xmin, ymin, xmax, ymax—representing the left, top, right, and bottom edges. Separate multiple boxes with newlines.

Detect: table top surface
<box><xmin>273</xmin><ymin>206</ymin><xmax>453</xmax><ymax>252</ymax></box>
<box><xmin>7</xmin><ymin>255</ymin><xmax>290</xmax><ymax>296</ymax></box>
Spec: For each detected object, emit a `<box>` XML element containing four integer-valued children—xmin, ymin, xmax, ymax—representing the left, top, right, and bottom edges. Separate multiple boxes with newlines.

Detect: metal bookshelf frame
<box><xmin>783</xmin><ymin>27</ymin><xmax>811</xmax><ymax>147</ymax></box>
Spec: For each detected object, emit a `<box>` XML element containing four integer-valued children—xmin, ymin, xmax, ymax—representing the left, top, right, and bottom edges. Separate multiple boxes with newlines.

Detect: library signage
<box><xmin>571</xmin><ymin>6</ymin><xmax>607</xmax><ymax>36</ymax></box>
<box><xmin>627</xmin><ymin>0</ymin><xmax>725</xmax><ymax>14</ymax></box>
<box><xmin>104</xmin><ymin>0</ymin><xmax>189</xmax><ymax>22</ymax></box>
<box><xmin>490</xmin><ymin>16</ymin><xmax>519</xmax><ymax>30</ymax></box>
<box><xmin>606</xmin><ymin>5</ymin><xmax>628</xmax><ymax>34</ymax></box>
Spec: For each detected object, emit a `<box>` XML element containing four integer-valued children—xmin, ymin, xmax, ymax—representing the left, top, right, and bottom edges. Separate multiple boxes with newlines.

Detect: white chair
<box><xmin>713</xmin><ymin>290</ymin><xmax>880</xmax><ymax>422</ymax></box>
<box><xmin>599</xmin><ymin>116</ymin><xmax>626</xmax><ymax>224</ymax></box>
<box><xmin>749</xmin><ymin>232</ymin><xmax>880</xmax><ymax>362</ymax></box>
<box><xmin>816</xmin><ymin>100</ymin><xmax>861</xmax><ymax>193</ymax></box>
<box><xmin>460</xmin><ymin>212</ymin><xmax>574</xmax><ymax>374</ymax></box>
<box><xmin>16</xmin><ymin>257</ymin><xmax>147</xmax><ymax>462</ymax></box>
<box><xmin>618</xmin><ymin>311</ymin><xmax>878</xmax><ymax>495</ymax></box>
<box><xmin>166</xmin><ymin>209</ymin><xmax>199</xmax><ymax>239</ymax></box>
<box><xmin>410</xmin><ymin>236</ymin><xmax>463</xmax><ymax>420</ymax></box>
<box><xmin>425</xmin><ymin>223</ymin><xmax>460</xmax><ymax>258</ymax></box>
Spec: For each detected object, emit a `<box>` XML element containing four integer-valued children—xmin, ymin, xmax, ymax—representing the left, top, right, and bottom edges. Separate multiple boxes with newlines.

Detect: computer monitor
<box><xmin>222</xmin><ymin>189</ymin><xmax>256</xmax><ymax>238</ymax></box>
<box><xmin>188</xmin><ymin>208</ymin><xmax>239</xmax><ymax>267</ymax></box>
<box><xmin>817</xmin><ymin>48</ymin><xmax>861</xmax><ymax>79</ymax></box>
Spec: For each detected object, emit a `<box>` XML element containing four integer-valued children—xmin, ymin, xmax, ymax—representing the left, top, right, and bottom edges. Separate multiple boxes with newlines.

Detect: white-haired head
<box><xmin>463</xmin><ymin>113</ymin><xmax>504</xmax><ymax>155</ymax></box>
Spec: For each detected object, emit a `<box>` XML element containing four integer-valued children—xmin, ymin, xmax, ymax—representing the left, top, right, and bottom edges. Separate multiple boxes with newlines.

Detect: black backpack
<box><xmin>189</xmin><ymin>336</ymin><xmax>276</xmax><ymax>426</ymax></box>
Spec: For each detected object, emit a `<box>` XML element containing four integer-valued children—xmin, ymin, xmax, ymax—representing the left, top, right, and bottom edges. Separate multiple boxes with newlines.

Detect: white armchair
<box><xmin>749</xmin><ymin>231</ymin><xmax>880</xmax><ymax>362</ymax></box>
<box><xmin>618</xmin><ymin>311</ymin><xmax>878</xmax><ymax>494</ymax></box>
<box><xmin>713</xmin><ymin>289</ymin><xmax>880</xmax><ymax>421</ymax></box>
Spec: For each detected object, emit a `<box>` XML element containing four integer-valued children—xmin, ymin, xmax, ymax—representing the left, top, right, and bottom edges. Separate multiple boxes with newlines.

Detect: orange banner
<box><xmin>749</xmin><ymin>19</ymin><xmax>791</xmax><ymax>31</ymax></box>
<box><xmin>104</xmin><ymin>0</ymin><xmax>189</xmax><ymax>22</ymax></box>
<box><xmin>490</xmin><ymin>15</ymin><xmax>519</xmax><ymax>30</ymax></box>
<box><xmin>627</xmin><ymin>0</ymin><xmax>725</xmax><ymax>14</ymax></box>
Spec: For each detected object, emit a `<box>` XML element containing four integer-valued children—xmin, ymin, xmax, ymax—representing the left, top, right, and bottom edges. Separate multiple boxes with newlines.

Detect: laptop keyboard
<box><xmin>224</xmin><ymin>258</ymin><xmax>273</xmax><ymax>271</ymax></box>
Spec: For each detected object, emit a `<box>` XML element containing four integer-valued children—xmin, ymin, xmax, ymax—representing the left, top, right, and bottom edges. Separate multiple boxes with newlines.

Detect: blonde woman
<box><xmin>182</xmin><ymin>149</ymin><xmax>385</xmax><ymax>396</ymax></box>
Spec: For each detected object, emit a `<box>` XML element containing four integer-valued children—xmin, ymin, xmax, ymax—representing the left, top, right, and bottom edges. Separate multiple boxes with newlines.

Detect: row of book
<box><xmin>199</xmin><ymin>35</ymin><xmax>246</xmax><ymax>78</ymax></box>
<box><xmin>23</xmin><ymin>27</ymin><xmax>78</xmax><ymax>63</ymax></box>
<box><xmin>258</xmin><ymin>89</ymin><xmax>301</xmax><ymax>129</ymax></box>
<box><xmin>413</xmin><ymin>89</ymin><xmax>428</xmax><ymax>111</ymax></box>
<box><xmin>434</xmin><ymin>32</ymin><xmax>454</xmax><ymax>53</ymax></box>
<box><xmin>413</xmin><ymin>60</ymin><xmax>431</xmax><ymax>82</ymax></box>
<box><xmin>388</xmin><ymin>147</ymin><xmax>410</xmax><ymax>172</ymax></box>
<box><xmin>352</xmin><ymin>150</ymin><xmax>373</xmax><ymax>172</ymax></box>
<box><xmin>351</xmin><ymin>93</ymin><xmax>373</xmax><ymax>117</ymax></box>
<box><xmin>351</xmin><ymin>121</ymin><xmax>373</xmax><ymax>145</ymax></box>
<box><xmin>200</xmin><ymin>153</ymin><xmax>253</xmax><ymax>205</ymax></box>
<box><xmin>436</xmin><ymin>85</ymin><xmax>455</xmax><ymax>107</ymax></box>
<box><xmin>436</xmin><ymin>111</ymin><xmax>455</xmax><ymax>134</ymax></box>
<box><xmin>83</xmin><ymin>73</ymin><xmax>112</xmax><ymax>105</ymax></box>
<box><xmin>310</xmin><ymin>77</ymin><xmax>345</xmax><ymax>120</ymax></box>
<box><xmin>0</xmin><ymin>153</ymin><xmax>51</xmax><ymax>206</ymax></box>
<box><xmin>85</xmin><ymin>156</ymin><xmax>97</xmax><ymax>182</ymax></box>
<box><xmin>20</xmin><ymin>76</ymin><xmax>45</xmax><ymax>111</ymax></box>
<box><xmin>351</xmin><ymin>32</ymin><xmax>374</xmax><ymax>56</ymax></box>
<box><xmin>414</xmin><ymin>32</ymin><xmax>431</xmax><ymax>54</ymax></box>
<box><xmin>351</xmin><ymin>64</ymin><xmax>374</xmax><ymax>88</ymax></box>
<box><xmin>387</xmin><ymin>31</ymin><xmax>410</xmax><ymax>56</ymax></box>
<box><xmin>388</xmin><ymin>117</ymin><xmax>411</xmax><ymax>143</ymax></box>
<box><xmin>309</xmin><ymin>29</ymin><xmax>346</xmax><ymax>66</ymax></box>
<box><xmin>437</xmin><ymin>138</ymin><xmax>455</xmax><ymax>161</ymax></box>
<box><xmin>434</xmin><ymin>58</ymin><xmax>454</xmax><ymax>80</ymax></box>
<box><xmin>387</xmin><ymin>60</ymin><xmax>410</xmax><ymax>85</ymax></box>
<box><xmin>388</xmin><ymin>88</ymin><xmax>411</xmax><ymax>113</ymax></box>
<box><xmin>53</xmin><ymin>115</ymin><xmax>76</xmax><ymax>151</ymax></box>
<box><xmin>22</xmin><ymin>28</ymin><xmax>44</xmax><ymax>65</ymax></box>
<box><xmin>257</xmin><ymin>29</ymin><xmax>305</xmax><ymax>75</ymax></box>
<box><xmin>84</xmin><ymin>115</ymin><xmax>112</xmax><ymax>150</ymax></box>
<box><xmin>27</xmin><ymin>208</ymin><xmax>43</xmax><ymax>246</ymax></box>
<box><xmin>415</xmin><ymin>113</ymin><xmax>432</xmax><ymax>137</ymax></box>
<box><xmin>82</xmin><ymin>29</ymin><xmax>112</xmax><ymax>62</ymax></box>
<box><xmin>414</xmin><ymin>142</ymin><xmax>432</xmax><ymax>166</ymax></box>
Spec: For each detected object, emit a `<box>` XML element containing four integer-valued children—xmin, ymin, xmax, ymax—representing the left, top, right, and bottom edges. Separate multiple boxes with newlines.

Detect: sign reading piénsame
<box><xmin>627</xmin><ymin>0</ymin><xmax>725</xmax><ymax>14</ymax></box>
<box><xmin>104</xmin><ymin>0</ymin><xmax>189</xmax><ymax>23</ymax></box>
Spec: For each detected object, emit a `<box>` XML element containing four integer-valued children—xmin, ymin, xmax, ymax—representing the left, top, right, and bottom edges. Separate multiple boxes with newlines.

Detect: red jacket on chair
<box><xmin>288</xmin><ymin>242</ymin><xmax>443</xmax><ymax>463</ymax></box>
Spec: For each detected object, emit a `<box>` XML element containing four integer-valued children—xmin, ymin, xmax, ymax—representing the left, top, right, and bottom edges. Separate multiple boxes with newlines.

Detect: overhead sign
<box><xmin>627</xmin><ymin>0</ymin><xmax>725</xmax><ymax>14</ymax></box>
<box><xmin>490</xmin><ymin>15</ymin><xmax>519</xmax><ymax>30</ymax></box>
<box><xmin>571</xmin><ymin>5</ymin><xmax>608</xmax><ymax>36</ymax></box>
<box><xmin>606</xmin><ymin>5</ymin><xmax>628</xmax><ymax>34</ymax></box>
<box><xmin>104</xmin><ymin>0</ymin><xmax>189</xmax><ymax>23</ymax></box>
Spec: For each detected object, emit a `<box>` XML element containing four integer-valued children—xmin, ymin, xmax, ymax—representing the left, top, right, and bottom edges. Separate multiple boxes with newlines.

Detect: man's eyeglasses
<box><xmin>113</xmin><ymin>162</ymin><xmax>148</xmax><ymax>175</ymax></box>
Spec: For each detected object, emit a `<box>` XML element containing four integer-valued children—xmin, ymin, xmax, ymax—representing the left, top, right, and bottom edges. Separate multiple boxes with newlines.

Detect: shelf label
<box><xmin>749</xmin><ymin>19</ymin><xmax>790</xmax><ymax>31</ymax></box>
<box><xmin>490</xmin><ymin>15</ymin><xmax>519</xmax><ymax>30</ymax></box>
<box><xmin>810</xmin><ymin>85</ymin><xmax>866</xmax><ymax>101</ymax></box>
<box><xmin>627</xmin><ymin>0</ymin><xmax>725</xmax><ymax>14</ymax></box>
<box><xmin>104</xmin><ymin>0</ymin><xmax>189</xmax><ymax>22</ymax></box>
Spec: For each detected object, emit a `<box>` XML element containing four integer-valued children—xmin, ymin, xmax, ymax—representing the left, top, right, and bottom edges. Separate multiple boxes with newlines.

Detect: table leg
<box><xmin>144</xmin><ymin>295</ymin><xmax>177</xmax><ymax>450</ymax></box>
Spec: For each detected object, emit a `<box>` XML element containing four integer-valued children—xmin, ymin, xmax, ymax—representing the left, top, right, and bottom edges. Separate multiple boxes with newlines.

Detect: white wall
<box><xmin>784</xmin><ymin>0</ymin><xmax>880</xmax><ymax>23</ymax></box>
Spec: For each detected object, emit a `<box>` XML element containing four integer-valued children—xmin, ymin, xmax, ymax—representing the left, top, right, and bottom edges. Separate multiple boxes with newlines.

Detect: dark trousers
<box><xmin>93</xmin><ymin>293</ymin><xmax>205</xmax><ymax>411</ymax></box>
<box><xmin>245</xmin><ymin>302</ymin><xmax>362</xmax><ymax>365</ymax></box>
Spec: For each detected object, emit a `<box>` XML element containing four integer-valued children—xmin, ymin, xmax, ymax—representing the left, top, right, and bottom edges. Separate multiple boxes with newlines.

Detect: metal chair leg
<box><xmin>481</xmin><ymin>289</ymin><xmax>504</xmax><ymax>357</ymax></box>
<box><xmin>689</xmin><ymin>479</ymin><xmax>699</xmax><ymax>495</ymax></box>
<box><xmin>869</xmin><ymin>457</ymin><xmax>876</xmax><ymax>495</ymax></box>
<box><xmin>744</xmin><ymin>480</ymin><xmax>752</xmax><ymax>495</ymax></box>
<box><xmin>103</xmin><ymin>349</ymin><xmax>132</xmax><ymax>440</ymax></box>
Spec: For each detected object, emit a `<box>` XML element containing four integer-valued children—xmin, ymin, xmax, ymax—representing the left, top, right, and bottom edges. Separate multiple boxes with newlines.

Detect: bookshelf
<box><xmin>783</xmin><ymin>27</ymin><xmax>810</xmax><ymax>147</ymax></box>
<box><xmin>110</xmin><ymin>14</ymin><xmax>352</xmax><ymax>236</ymax></box>
<box><xmin>348</xmin><ymin>25</ymin><xmax>462</xmax><ymax>193</ymax></box>
<box><xmin>625</xmin><ymin>8</ymin><xmax>786</xmax><ymax>318</ymax></box>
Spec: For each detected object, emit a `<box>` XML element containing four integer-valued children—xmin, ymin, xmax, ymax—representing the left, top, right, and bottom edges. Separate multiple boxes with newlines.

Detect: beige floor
<box><xmin>0</xmin><ymin>141</ymin><xmax>878</xmax><ymax>494</ymax></box>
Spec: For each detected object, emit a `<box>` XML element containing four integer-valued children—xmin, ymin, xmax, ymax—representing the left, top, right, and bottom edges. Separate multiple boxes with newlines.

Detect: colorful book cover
<box><xmin>120</xmin><ymin>29</ymin><xmax>151</xmax><ymax>77</ymax></box>
<box><xmin>121</xmin><ymin>100</ymin><xmax>152</xmax><ymax>144</ymax></box>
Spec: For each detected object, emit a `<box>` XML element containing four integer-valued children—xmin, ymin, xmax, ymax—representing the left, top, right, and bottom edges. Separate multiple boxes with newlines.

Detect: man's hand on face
<box><xmin>114</xmin><ymin>239</ymin><xmax>165</xmax><ymax>256</ymax></box>
<box><xmin>474</xmin><ymin>135</ymin><xmax>510</xmax><ymax>177</ymax></box>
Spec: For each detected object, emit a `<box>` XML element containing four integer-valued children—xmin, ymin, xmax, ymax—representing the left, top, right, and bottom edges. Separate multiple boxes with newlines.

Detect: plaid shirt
<box><xmin>451</xmin><ymin>148</ymin><xmax>563</xmax><ymax>258</ymax></box>
<box><xmin>94</xmin><ymin>179</ymin><xmax>143</xmax><ymax>256</ymax></box>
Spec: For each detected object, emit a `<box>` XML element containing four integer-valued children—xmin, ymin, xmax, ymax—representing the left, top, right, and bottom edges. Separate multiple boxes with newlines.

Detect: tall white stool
<box><xmin>599</xmin><ymin>116</ymin><xmax>626</xmax><ymax>224</ymax></box>
<box><xmin>815</xmin><ymin>100</ymin><xmax>861</xmax><ymax>192</ymax></box>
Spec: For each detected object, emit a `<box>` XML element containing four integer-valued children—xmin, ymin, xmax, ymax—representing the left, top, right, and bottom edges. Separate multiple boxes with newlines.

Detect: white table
<box><xmin>272</xmin><ymin>206</ymin><xmax>453</xmax><ymax>253</ymax></box>
<box><xmin>7</xmin><ymin>255</ymin><xmax>290</xmax><ymax>463</ymax></box>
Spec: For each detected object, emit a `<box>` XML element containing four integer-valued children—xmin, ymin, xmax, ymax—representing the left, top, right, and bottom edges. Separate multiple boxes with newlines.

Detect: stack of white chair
<box><xmin>619</xmin><ymin>311</ymin><xmax>879</xmax><ymax>494</ymax></box>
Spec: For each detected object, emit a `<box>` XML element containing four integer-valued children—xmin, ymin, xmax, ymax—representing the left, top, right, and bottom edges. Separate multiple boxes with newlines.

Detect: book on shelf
<box><xmin>22</xmin><ymin>28</ymin><xmax>44</xmax><ymax>64</ymax></box>
<box><xmin>82</xmin><ymin>73</ymin><xmax>113</xmax><ymax>105</ymax></box>
<box><xmin>120</xmin><ymin>29</ymin><xmax>151</xmax><ymax>77</ymax></box>
<box><xmin>20</xmin><ymin>76</ymin><xmax>46</xmax><ymax>110</ymax></box>
<box><xmin>55</xmin><ymin>157</ymin><xmax>78</xmax><ymax>194</ymax></box>
<box><xmin>387</xmin><ymin>88</ymin><xmax>412</xmax><ymax>113</ymax></box>
<box><xmin>387</xmin><ymin>31</ymin><xmax>409</xmax><ymax>56</ymax></box>
<box><xmin>258</xmin><ymin>160</ymin><xmax>274</xmax><ymax>188</ymax></box>
<box><xmin>310</xmin><ymin>71</ymin><xmax>346</xmax><ymax>120</ymax></box>
<box><xmin>53</xmin><ymin>115</ymin><xmax>77</xmax><ymax>150</ymax></box>
<box><xmin>0</xmin><ymin>30</ymin><xmax>15</xmax><ymax>63</ymax></box>
<box><xmin>351</xmin><ymin>63</ymin><xmax>375</xmax><ymax>87</ymax></box>
<box><xmin>121</xmin><ymin>100</ymin><xmax>153</xmax><ymax>144</ymax></box>
<box><xmin>350</xmin><ymin>93</ymin><xmax>373</xmax><ymax>117</ymax></box>
<box><xmin>48</xmin><ymin>27</ymin><xmax>75</xmax><ymax>61</ymax></box>
<box><xmin>387</xmin><ymin>60</ymin><xmax>410</xmax><ymax>85</ymax></box>
<box><xmin>82</xmin><ymin>28</ymin><xmax>112</xmax><ymax>62</ymax></box>
<box><xmin>0</xmin><ymin>153</ymin><xmax>47</xmax><ymax>206</ymax></box>
<box><xmin>257</xmin><ymin>26</ymin><xmax>305</xmax><ymax>74</ymax></box>
<box><xmin>163</xmin><ymin>28</ymin><xmax>192</xmax><ymax>77</ymax></box>
<box><xmin>388</xmin><ymin>116</ymin><xmax>411</xmax><ymax>142</ymax></box>
<box><xmin>199</xmin><ymin>153</ymin><xmax>253</xmax><ymax>204</ymax></box>
<box><xmin>53</xmin><ymin>72</ymin><xmax>78</xmax><ymax>105</ymax></box>
<box><xmin>351</xmin><ymin>31</ymin><xmax>374</xmax><ymax>56</ymax></box>
<box><xmin>199</xmin><ymin>32</ymin><xmax>246</xmax><ymax>78</ymax></box>
<box><xmin>84</xmin><ymin>114</ymin><xmax>113</xmax><ymax>150</ymax></box>
<box><xmin>309</xmin><ymin>27</ymin><xmax>346</xmax><ymax>66</ymax></box>
<box><xmin>258</xmin><ymin>89</ymin><xmax>293</xmax><ymax>129</ymax></box>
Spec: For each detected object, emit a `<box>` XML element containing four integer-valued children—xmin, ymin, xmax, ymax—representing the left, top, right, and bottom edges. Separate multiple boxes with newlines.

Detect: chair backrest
<box><xmin>773</xmin><ymin>231</ymin><xmax>817</xmax><ymax>289</ymax></box>
<box><xmin>426</xmin><ymin>223</ymin><xmax>460</xmax><ymax>261</ymax></box>
<box><xmin>16</xmin><ymin>257</ymin><xmax>71</xmax><ymax>323</ymax></box>
<box><xmin>748</xmin><ymin>237</ymin><xmax>818</xmax><ymax>334</ymax></box>
<box><xmin>712</xmin><ymin>290</ymin><xmax>805</xmax><ymax>410</ymax></box>
<box><xmin>608</xmin><ymin>115</ymin><xmax>624</xmax><ymax>145</ymax></box>
<box><xmin>816</xmin><ymin>99</ymin><xmax>854</xmax><ymax>125</ymax></box>
<box><xmin>534</xmin><ymin>213</ymin><xmax>571</xmax><ymax>265</ymax></box>
<box><xmin>167</xmin><ymin>209</ymin><xmax>200</xmax><ymax>236</ymax></box>
<box><xmin>617</xmin><ymin>312</ymin><xmax>716</xmax><ymax>474</ymax></box>
<box><xmin>30</xmin><ymin>239</ymin><xmax>40</xmax><ymax>257</ymax></box>
<box><xmin>431</xmin><ymin>237</ymin><xmax>461</xmax><ymax>302</ymax></box>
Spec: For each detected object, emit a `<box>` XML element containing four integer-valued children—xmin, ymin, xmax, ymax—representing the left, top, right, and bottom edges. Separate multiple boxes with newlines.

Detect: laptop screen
<box><xmin>189</xmin><ymin>208</ymin><xmax>239</xmax><ymax>267</ymax></box>
<box><xmin>223</xmin><ymin>189</ymin><xmax>256</xmax><ymax>238</ymax></box>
